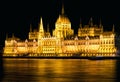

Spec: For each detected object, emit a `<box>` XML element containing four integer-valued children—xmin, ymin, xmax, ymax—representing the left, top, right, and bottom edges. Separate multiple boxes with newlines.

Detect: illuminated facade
<box><xmin>3</xmin><ymin>6</ymin><xmax>116</xmax><ymax>57</ymax></box>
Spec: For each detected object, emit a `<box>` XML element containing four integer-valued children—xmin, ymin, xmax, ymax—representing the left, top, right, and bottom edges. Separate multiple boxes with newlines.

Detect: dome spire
<box><xmin>112</xmin><ymin>24</ymin><xmax>115</xmax><ymax>32</ymax></box>
<box><xmin>61</xmin><ymin>2</ymin><xmax>64</xmax><ymax>15</ymax></box>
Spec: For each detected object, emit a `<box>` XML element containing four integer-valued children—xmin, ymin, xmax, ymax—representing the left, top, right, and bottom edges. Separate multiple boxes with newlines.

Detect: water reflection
<box><xmin>2</xmin><ymin>58</ymin><xmax>118</xmax><ymax>82</ymax></box>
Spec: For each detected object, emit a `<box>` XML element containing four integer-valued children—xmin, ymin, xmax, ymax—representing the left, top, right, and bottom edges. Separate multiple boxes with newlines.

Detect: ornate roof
<box><xmin>56</xmin><ymin>14</ymin><xmax>70</xmax><ymax>24</ymax></box>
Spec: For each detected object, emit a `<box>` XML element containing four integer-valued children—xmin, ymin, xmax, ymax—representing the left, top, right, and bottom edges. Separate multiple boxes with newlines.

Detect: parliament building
<box><xmin>3</xmin><ymin>6</ymin><xmax>117</xmax><ymax>57</ymax></box>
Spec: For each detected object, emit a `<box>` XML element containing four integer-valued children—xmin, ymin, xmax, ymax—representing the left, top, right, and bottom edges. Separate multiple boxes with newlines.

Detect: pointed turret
<box><xmin>39</xmin><ymin>17</ymin><xmax>44</xmax><ymax>33</ymax></box>
<box><xmin>46</xmin><ymin>24</ymin><xmax>51</xmax><ymax>37</ymax></box>
<box><xmin>99</xmin><ymin>18</ymin><xmax>102</xmax><ymax>28</ymax></box>
<box><xmin>30</xmin><ymin>24</ymin><xmax>32</xmax><ymax>32</ymax></box>
<box><xmin>5</xmin><ymin>33</ymin><xmax>8</xmax><ymax>40</ymax></box>
<box><xmin>89</xmin><ymin>17</ymin><xmax>93</xmax><ymax>27</ymax></box>
<box><xmin>47</xmin><ymin>24</ymin><xmax>49</xmax><ymax>32</ymax></box>
<box><xmin>12</xmin><ymin>33</ymin><xmax>15</xmax><ymax>39</ymax></box>
<box><xmin>79</xmin><ymin>18</ymin><xmax>82</xmax><ymax>28</ymax></box>
<box><xmin>112</xmin><ymin>24</ymin><xmax>115</xmax><ymax>32</ymax></box>
<box><xmin>101</xmin><ymin>25</ymin><xmax>103</xmax><ymax>33</ymax></box>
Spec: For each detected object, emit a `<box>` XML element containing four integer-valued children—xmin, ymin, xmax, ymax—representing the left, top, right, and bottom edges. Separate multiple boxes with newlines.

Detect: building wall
<box><xmin>3</xmin><ymin>33</ymin><xmax>116</xmax><ymax>55</ymax></box>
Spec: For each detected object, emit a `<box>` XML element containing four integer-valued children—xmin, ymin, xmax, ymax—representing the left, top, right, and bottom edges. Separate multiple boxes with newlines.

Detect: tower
<box><xmin>53</xmin><ymin>3</ymin><xmax>74</xmax><ymax>38</ymax></box>
<box><xmin>38</xmin><ymin>17</ymin><xmax>44</xmax><ymax>39</ymax></box>
<box><xmin>37</xmin><ymin>17</ymin><xmax>45</xmax><ymax>53</ymax></box>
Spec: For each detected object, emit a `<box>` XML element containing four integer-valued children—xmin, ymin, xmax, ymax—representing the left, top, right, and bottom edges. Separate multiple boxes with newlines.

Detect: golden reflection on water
<box><xmin>3</xmin><ymin>58</ymin><xmax>117</xmax><ymax>82</ymax></box>
<box><xmin>37</xmin><ymin>59</ymin><xmax>116</xmax><ymax>82</ymax></box>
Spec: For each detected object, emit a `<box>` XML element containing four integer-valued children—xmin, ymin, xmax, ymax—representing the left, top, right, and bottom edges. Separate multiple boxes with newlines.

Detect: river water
<box><xmin>0</xmin><ymin>58</ymin><xmax>120</xmax><ymax>82</ymax></box>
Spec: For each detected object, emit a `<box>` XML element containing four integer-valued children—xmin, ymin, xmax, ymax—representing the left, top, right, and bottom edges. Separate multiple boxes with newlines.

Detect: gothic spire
<box><xmin>12</xmin><ymin>33</ymin><xmax>15</xmax><ymax>39</ymax></box>
<box><xmin>79</xmin><ymin>18</ymin><xmax>82</xmax><ymax>28</ymax></box>
<box><xmin>89</xmin><ymin>17</ymin><xmax>93</xmax><ymax>27</ymax></box>
<box><xmin>30</xmin><ymin>24</ymin><xmax>32</xmax><ymax>32</ymax></box>
<box><xmin>39</xmin><ymin>17</ymin><xmax>44</xmax><ymax>33</ymax></box>
<box><xmin>101</xmin><ymin>25</ymin><xmax>103</xmax><ymax>33</ymax></box>
<box><xmin>38</xmin><ymin>17</ymin><xmax>44</xmax><ymax>39</ymax></box>
<box><xmin>99</xmin><ymin>18</ymin><xmax>102</xmax><ymax>28</ymax></box>
<box><xmin>112</xmin><ymin>24</ymin><xmax>115</xmax><ymax>32</ymax></box>
<box><xmin>6</xmin><ymin>33</ymin><xmax>8</xmax><ymax>40</ymax></box>
<box><xmin>47</xmin><ymin>24</ymin><xmax>49</xmax><ymax>32</ymax></box>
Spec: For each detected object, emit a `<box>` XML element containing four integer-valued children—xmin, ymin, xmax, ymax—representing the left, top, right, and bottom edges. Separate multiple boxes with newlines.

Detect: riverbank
<box><xmin>1</xmin><ymin>56</ymin><xmax>120</xmax><ymax>60</ymax></box>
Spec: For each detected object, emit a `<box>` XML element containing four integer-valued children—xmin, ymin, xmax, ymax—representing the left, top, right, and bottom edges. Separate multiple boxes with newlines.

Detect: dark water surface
<box><xmin>0</xmin><ymin>58</ymin><xmax>120</xmax><ymax>82</ymax></box>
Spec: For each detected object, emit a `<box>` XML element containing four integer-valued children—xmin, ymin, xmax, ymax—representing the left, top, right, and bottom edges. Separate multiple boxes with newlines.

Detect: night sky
<box><xmin>0</xmin><ymin>0</ymin><xmax>120</xmax><ymax>46</ymax></box>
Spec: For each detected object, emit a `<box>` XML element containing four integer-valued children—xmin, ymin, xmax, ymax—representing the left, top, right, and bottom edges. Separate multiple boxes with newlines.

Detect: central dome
<box><xmin>56</xmin><ymin>14</ymin><xmax>70</xmax><ymax>24</ymax></box>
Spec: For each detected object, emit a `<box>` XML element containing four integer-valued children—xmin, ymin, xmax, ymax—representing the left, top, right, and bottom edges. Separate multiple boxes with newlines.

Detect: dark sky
<box><xmin>0</xmin><ymin>0</ymin><xmax>120</xmax><ymax>46</ymax></box>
